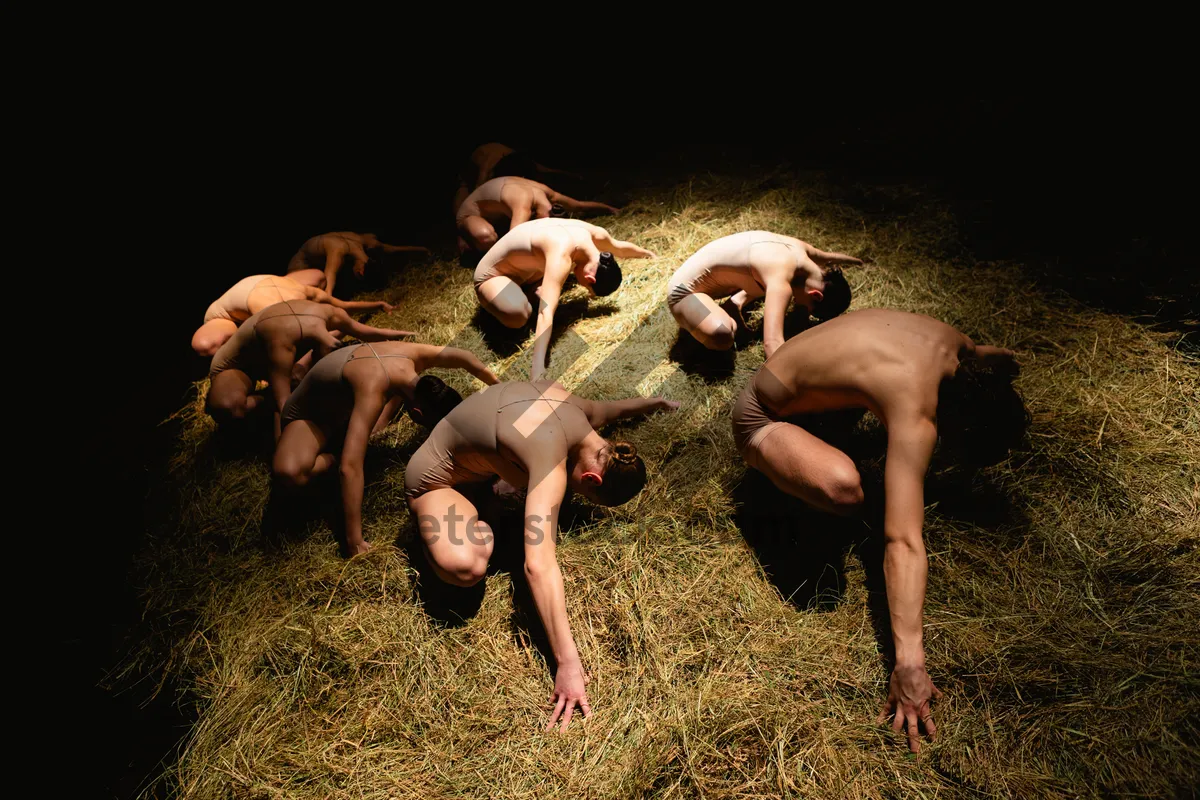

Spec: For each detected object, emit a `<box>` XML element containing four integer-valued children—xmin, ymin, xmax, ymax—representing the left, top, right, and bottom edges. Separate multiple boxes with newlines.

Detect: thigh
<box><xmin>672</xmin><ymin>292</ymin><xmax>734</xmax><ymax>337</ymax></box>
<box><xmin>274</xmin><ymin>419</ymin><xmax>328</xmax><ymax>473</ymax></box>
<box><xmin>208</xmin><ymin>369</ymin><xmax>253</xmax><ymax>406</ymax></box>
<box><xmin>410</xmin><ymin>487</ymin><xmax>495</xmax><ymax>569</ymax></box>
<box><xmin>752</xmin><ymin>421</ymin><xmax>859</xmax><ymax>510</ymax></box>
<box><xmin>477</xmin><ymin>275</ymin><xmax>533</xmax><ymax>323</ymax></box>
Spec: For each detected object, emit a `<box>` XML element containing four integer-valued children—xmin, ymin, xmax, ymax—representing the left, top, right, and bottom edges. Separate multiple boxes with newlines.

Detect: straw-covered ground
<box><xmin>131</xmin><ymin>171</ymin><xmax>1198</xmax><ymax>799</ymax></box>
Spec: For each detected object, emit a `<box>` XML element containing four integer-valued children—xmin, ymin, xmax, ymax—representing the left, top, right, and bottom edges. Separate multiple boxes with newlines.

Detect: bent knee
<box><xmin>273</xmin><ymin>456</ymin><xmax>311</xmax><ymax>489</ymax></box>
<box><xmin>436</xmin><ymin>555</ymin><xmax>488</xmax><ymax>587</ymax></box>
<box><xmin>823</xmin><ymin>464</ymin><xmax>865</xmax><ymax>515</ymax></box>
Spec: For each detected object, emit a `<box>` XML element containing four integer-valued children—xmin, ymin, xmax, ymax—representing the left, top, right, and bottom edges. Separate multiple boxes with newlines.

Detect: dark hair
<box><xmin>811</xmin><ymin>267</ymin><xmax>851</xmax><ymax>321</ymax></box>
<box><xmin>409</xmin><ymin>375</ymin><xmax>463</xmax><ymax>428</ymax></box>
<box><xmin>592</xmin><ymin>252</ymin><xmax>622</xmax><ymax>297</ymax></box>
<box><xmin>592</xmin><ymin>441</ymin><xmax>647</xmax><ymax>506</ymax></box>
<box><xmin>937</xmin><ymin>360</ymin><xmax>1030</xmax><ymax>466</ymax></box>
<box><xmin>492</xmin><ymin>150</ymin><xmax>539</xmax><ymax>179</ymax></box>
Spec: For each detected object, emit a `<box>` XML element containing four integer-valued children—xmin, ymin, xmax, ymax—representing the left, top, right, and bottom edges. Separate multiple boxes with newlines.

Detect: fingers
<box><xmin>907</xmin><ymin>713</ymin><xmax>920</xmax><ymax>753</ymax></box>
<box><xmin>922</xmin><ymin>707</ymin><xmax>937</xmax><ymax>741</ymax></box>
<box><xmin>545</xmin><ymin>696</ymin><xmax>566</xmax><ymax>732</ymax></box>
<box><xmin>932</xmin><ymin>684</ymin><xmax>944</xmax><ymax>701</ymax></box>
<box><xmin>559</xmin><ymin>703</ymin><xmax>574</xmax><ymax>732</ymax></box>
<box><xmin>891</xmin><ymin>706</ymin><xmax>904</xmax><ymax>733</ymax></box>
<box><xmin>580</xmin><ymin>696</ymin><xmax>592</xmax><ymax>719</ymax></box>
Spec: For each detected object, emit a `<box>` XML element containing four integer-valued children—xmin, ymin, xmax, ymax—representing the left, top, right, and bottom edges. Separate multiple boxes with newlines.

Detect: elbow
<box><xmin>338</xmin><ymin>462</ymin><xmax>362</xmax><ymax>482</ymax></box>
<box><xmin>883</xmin><ymin>528</ymin><xmax>923</xmax><ymax>554</ymax></box>
<box><xmin>523</xmin><ymin>557</ymin><xmax>556</xmax><ymax>584</ymax></box>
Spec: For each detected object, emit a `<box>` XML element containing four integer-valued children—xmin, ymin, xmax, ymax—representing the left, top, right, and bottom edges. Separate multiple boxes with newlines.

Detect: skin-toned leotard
<box><xmin>208</xmin><ymin>300</ymin><xmax>333</xmax><ymax>379</ymax></box>
<box><xmin>204</xmin><ymin>275</ymin><xmax>279</xmax><ymax>322</ymax></box>
<box><xmin>667</xmin><ymin>231</ymin><xmax>803</xmax><ymax>307</ymax></box>
<box><xmin>280</xmin><ymin>343</ymin><xmax>414</xmax><ymax>435</ymax></box>
<box><xmin>404</xmin><ymin>381</ymin><xmax>593</xmax><ymax>500</ymax></box>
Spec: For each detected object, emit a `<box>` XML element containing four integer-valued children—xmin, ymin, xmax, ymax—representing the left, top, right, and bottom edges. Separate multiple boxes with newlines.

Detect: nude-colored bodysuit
<box><xmin>287</xmin><ymin>233</ymin><xmax>358</xmax><ymax>273</ymax></box>
<box><xmin>472</xmin><ymin>218</ymin><xmax>593</xmax><ymax>288</ymax></box>
<box><xmin>281</xmin><ymin>344</ymin><xmax>414</xmax><ymax>440</ymax></box>
<box><xmin>456</xmin><ymin>177</ymin><xmax>544</xmax><ymax>224</ymax></box>
<box><xmin>208</xmin><ymin>301</ymin><xmax>331</xmax><ymax>379</ymax></box>
<box><xmin>404</xmin><ymin>381</ymin><xmax>592</xmax><ymax>499</ymax></box>
<box><xmin>204</xmin><ymin>275</ymin><xmax>276</xmax><ymax>322</ymax></box>
<box><xmin>667</xmin><ymin>231</ymin><xmax>801</xmax><ymax>307</ymax></box>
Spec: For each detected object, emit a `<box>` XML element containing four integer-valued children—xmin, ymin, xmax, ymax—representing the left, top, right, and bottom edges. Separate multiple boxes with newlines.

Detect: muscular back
<box><xmin>756</xmin><ymin>309</ymin><xmax>970</xmax><ymax>422</ymax></box>
<box><xmin>671</xmin><ymin>231</ymin><xmax>814</xmax><ymax>299</ymax></box>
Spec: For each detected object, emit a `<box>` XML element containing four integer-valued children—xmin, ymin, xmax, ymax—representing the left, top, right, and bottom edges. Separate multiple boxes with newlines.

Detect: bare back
<box><xmin>457</xmin><ymin>177</ymin><xmax>550</xmax><ymax>224</ymax></box>
<box><xmin>474</xmin><ymin>218</ymin><xmax>604</xmax><ymax>287</ymax></box>
<box><xmin>670</xmin><ymin>231</ymin><xmax>816</xmax><ymax>301</ymax></box>
<box><xmin>755</xmin><ymin>309</ymin><xmax>971</xmax><ymax>423</ymax></box>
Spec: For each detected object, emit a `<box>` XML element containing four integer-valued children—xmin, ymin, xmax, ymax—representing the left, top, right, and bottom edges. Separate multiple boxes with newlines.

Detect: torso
<box><xmin>410</xmin><ymin>381</ymin><xmax>592</xmax><ymax>493</ymax></box>
<box><xmin>473</xmin><ymin>218</ymin><xmax>597</xmax><ymax>287</ymax></box>
<box><xmin>753</xmin><ymin>309</ymin><xmax>969</xmax><ymax>424</ymax></box>
<box><xmin>457</xmin><ymin>177</ymin><xmax>545</xmax><ymax>223</ymax></box>
<box><xmin>669</xmin><ymin>231</ymin><xmax>804</xmax><ymax>301</ymax></box>
<box><xmin>282</xmin><ymin>342</ymin><xmax>420</xmax><ymax>430</ymax></box>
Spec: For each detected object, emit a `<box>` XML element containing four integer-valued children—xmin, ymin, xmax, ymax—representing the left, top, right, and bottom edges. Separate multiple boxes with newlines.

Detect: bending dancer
<box><xmin>286</xmin><ymin>232</ymin><xmax>430</xmax><ymax>297</ymax></box>
<box><xmin>273</xmin><ymin>342</ymin><xmax>500</xmax><ymax>556</ymax></box>
<box><xmin>454</xmin><ymin>143</ymin><xmax>580</xmax><ymax>211</ymax></box>
<box><xmin>405</xmin><ymin>380</ymin><xmax>679</xmax><ymax>730</ymax></box>
<box><xmin>192</xmin><ymin>274</ymin><xmax>394</xmax><ymax>356</ymax></box>
<box><xmin>474</xmin><ymin>218</ymin><xmax>654</xmax><ymax>379</ymax></box>
<box><xmin>668</xmin><ymin>231</ymin><xmax>861</xmax><ymax>358</ymax></box>
<box><xmin>457</xmin><ymin>176</ymin><xmax>619</xmax><ymax>253</ymax></box>
<box><xmin>731</xmin><ymin>308</ymin><xmax>1028</xmax><ymax>752</ymax></box>
<box><xmin>206</xmin><ymin>300</ymin><xmax>416</xmax><ymax>439</ymax></box>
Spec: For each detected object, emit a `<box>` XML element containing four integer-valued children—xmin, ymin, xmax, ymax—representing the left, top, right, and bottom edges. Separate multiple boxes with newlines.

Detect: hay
<box><xmin>129</xmin><ymin>170</ymin><xmax>1199</xmax><ymax>798</ymax></box>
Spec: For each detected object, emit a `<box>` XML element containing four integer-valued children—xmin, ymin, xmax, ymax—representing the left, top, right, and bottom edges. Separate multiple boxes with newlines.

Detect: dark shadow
<box><xmin>473</xmin><ymin>305</ymin><xmax>531</xmax><ymax>357</ymax></box>
<box><xmin>404</xmin><ymin>534</ymin><xmax>487</xmax><ymax>628</ymax></box>
<box><xmin>924</xmin><ymin>465</ymin><xmax>1032</xmax><ymax>531</ymax></box>
<box><xmin>260</xmin><ymin>471</ymin><xmax>341</xmax><ymax>550</ymax></box>
<box><xmin>457</xmin><ymin>249</ymin><xmax>483</xmax><ymax>271</ymax></box>
<box><xmin>668</xmin><ymin>329</ymin><xmax>736</xmax><ymax>383</ymax></box>
<box><xmin>205</xmin><ymin>401</ymin><xmax>276</xmax><ymax>463</ymax></box>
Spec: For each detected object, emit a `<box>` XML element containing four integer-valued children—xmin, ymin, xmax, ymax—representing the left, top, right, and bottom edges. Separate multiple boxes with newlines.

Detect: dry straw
<box><xmin>128</xmin><ymin>171</ymin><xmax>1198</xmax><ymax>799</ymax></box>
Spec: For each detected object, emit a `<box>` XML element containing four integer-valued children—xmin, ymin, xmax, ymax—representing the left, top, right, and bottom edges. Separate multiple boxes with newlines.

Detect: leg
<box><xmin>206</xmin><ymin>370</ymin><xmax>264</xmax><ymax>423</ymax></box>
<box><xmin>477</xmin><ymin>275</ymin><xmax>533</xmax><ymax>328</ymax></box>
<box><xmin>287</xmin><ymin>268</ymin><xmax>327</xmax><ymax>289</ymax></box>
<box><xmin>671</xmin><ymin>292</ymin><xmax>737</xmax><ymax>350</ymax></box>
<box><xmin>273</xmin><ymin>420</ymin><xmax>336</xmax><ymax>489</ymax></box>
<box><xmin>750</xmin><ymin>422</ymin><xmax>865</xmax><ymax>516</ymax></box>
<box><xmin>460</xmin><ymin>215</ymin><xmax>499</xmax><ymax>251</ymax></box>
<box><xmin>410</xmin><ymin>488</ymin><xmax>495</xmax><ymax>587</ymax></box>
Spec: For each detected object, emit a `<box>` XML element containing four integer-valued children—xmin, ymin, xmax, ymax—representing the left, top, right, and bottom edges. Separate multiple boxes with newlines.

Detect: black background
<box><xmin>61</xmin><ymin>80</ymin><xmax>1194</xmax><ymax>796</ymax></box>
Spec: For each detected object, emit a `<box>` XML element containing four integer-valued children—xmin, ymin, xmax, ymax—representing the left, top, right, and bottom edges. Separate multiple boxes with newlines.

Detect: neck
<box><xmin>570</xmin><ymin>430</ymin><xmax>606</xmax><ymax>469</ymax></box>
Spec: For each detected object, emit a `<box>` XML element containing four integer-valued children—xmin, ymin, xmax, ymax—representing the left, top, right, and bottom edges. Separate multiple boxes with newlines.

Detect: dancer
<box><xmin>206</xmin><ymin>299</ymin><xmax>415</xmax><ymax>438</ymax></box>
<box><xmin>192</xmin><ymin>274</ymin><xmax>394</xmax><ymax>356</ymax></box>
<box><xmin>474</xmin><ymin>218</ymin><xmax>654</xmax><ymax>379</ymax></box>
<box><xmin>406</xmin><ymin>379</ymin><xmax>679</xmax><ymax>730</ymax></box>
<box><xmin>286</xmin><ymin>231</ymin><xmax>429</xmax><ymax>297</ymax></box>
<box><xmin>668</xmin><ymin>231</ymin><xmax>861</xmax><ymax>358</ymax></box>
<box><xmin>732</xmin><ymin>309</ymin><xmax>1027</xmax><ymax>752</ymax></box>
<box><xmin>273</xmin><ymin>342</ymin><xmax>500</xmax><ymax>556</ymax></box>
<box><xmin>457</xmin><ymin>176</ymin><xmax>619</xmax><ymax>253</ymax></box>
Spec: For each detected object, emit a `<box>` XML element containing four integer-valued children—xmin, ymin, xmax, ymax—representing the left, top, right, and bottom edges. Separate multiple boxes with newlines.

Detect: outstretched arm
<box><xmin>802</xmin><ymin>241</ymin><xmax>863</xmax><ymax>267</ymax></box>
<box><xmin>584</xmin><ymin>396</ymin><xmax>679</xmax><ymax>429</ymax></box>
<box><xmin>522</xmin><ymin>462</ymin><xmax>590</xmax><ymax>731</ymax></box>
<box><xmin>535</xmin><ymin>162</ymin><xmax>583</xmax><ymax>180</ymax></box>
<box><xmin>327</xmin><ymin>309</ymin><xmax>415</xmax><ymax>342</ymax></box>
<box><xmin>591</xmin><ymin>228</ymin><xmax>654</xmax><ymax>260</ymax></box>
<box><xmin>877</xmin><ymin>414</ymin><xmax>941</xmax><ymax>753</ymax></box>
<box><xmin>529</xmin><ymin>247</ymin><xmax>572</xmax><ymax>381</ymax></box>
<box><xmin>304</xmin><ymin>286</ymin><xmax>395</xmax><ymax>314</ymax></box>
<box><xmin>547</xmin><ymin>190</ymin><xmax>620</xmax><ymax>216</ymax></box>
<box><xmin>339</xmin><ymin>381</ymin><xmax>388</xmax><ymax>556</ymax></box>
<box><xmin>419</xmin><ymin>345</ymin><xmax>500</xmax><ymax>385</ymax></box>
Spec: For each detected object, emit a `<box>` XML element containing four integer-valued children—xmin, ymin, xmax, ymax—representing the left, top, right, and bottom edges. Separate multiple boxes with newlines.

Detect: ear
<box><xmin>583</xmin><ymin>273</ymin><xmax>597</xmax><ymax>286</ymax></box>
<box><xmin>805</xmin><ymin>286</ymin><xmax>824</xmax><ymax>305</ymax></box>
<box><xmin>581</xmin><ymin>470</ymin><xmax>603</xmax><ymax>486</ymax></box>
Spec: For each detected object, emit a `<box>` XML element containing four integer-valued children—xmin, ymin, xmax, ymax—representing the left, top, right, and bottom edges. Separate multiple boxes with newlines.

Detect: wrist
<box><xmin>894</xmin><ymin>643</ymin><xmax>925</xmax><ymax>669</ymax></box>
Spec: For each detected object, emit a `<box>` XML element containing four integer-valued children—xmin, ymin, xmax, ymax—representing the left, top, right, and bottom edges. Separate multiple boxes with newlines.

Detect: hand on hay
<box><xmin>654</xmin><ymin>397</ymin><xmax>681</xmax><ymax>413</ymax></box>
<box><xmin>877</xmin><ymin>663</ymin><xmax>942</xmax><ymax>753</ymax></box>
<box><xmin>347</xmin><ymin>539</ymin><xmax>373</xmax><ymax>557</ymax></box>
<box><xmin>546</xmin><ymin>662</ymin><xmax>591</xmax><ymax>732</ymax></box>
